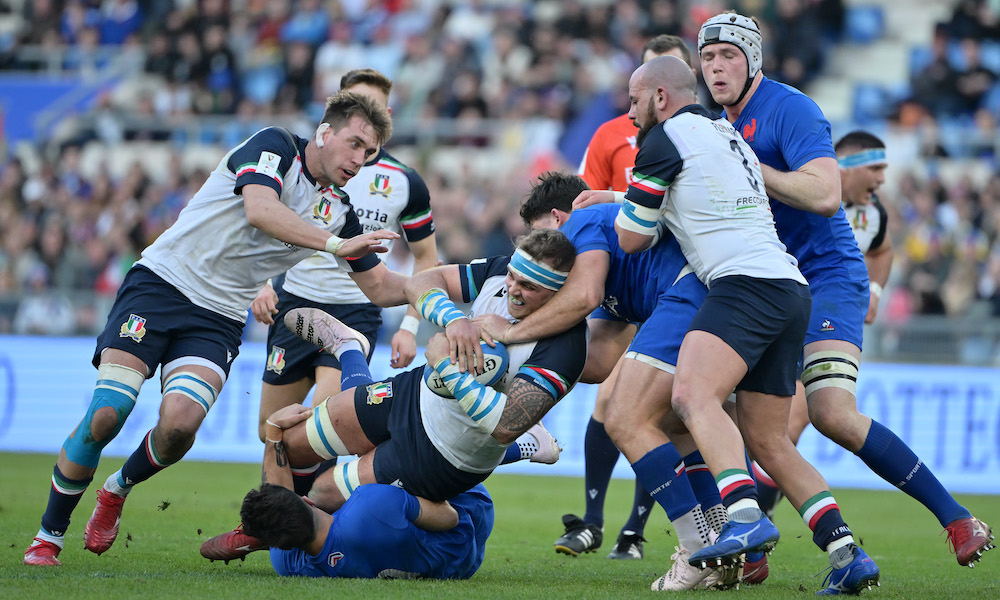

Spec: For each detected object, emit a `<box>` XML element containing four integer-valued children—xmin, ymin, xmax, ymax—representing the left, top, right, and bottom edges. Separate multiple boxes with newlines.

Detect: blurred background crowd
<box><xmin>1</xmin><ymin>0</ymin><xmax>999</xmax><ymax>364</ymax></box>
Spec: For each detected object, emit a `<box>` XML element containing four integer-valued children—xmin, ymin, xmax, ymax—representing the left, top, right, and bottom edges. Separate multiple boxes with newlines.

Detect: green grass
<box><xmin>2</xmin><ymin>452</ymin><xmax>997</xmax><ymax>599</ymax></box>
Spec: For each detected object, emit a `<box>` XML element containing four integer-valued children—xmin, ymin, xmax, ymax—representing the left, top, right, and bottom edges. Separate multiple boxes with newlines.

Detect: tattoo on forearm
<box><xmin>274</xmin><ymin>441</ymin><xmax>287</xmax><ymax>468</ymax></box>
<box><xmin>495</xmin><ymin>378</ymin><xmax>557</xmax><ymax>439</ymax></box>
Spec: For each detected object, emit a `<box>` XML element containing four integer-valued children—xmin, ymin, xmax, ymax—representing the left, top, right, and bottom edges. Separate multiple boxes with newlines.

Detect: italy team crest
<box><xmin>852</xmin><ymin>210</ymin><xmax>868</xmax><ymax>230</ymax></box>
<box><xmin>266</xmin><ymin>346</ymin><xmax>286</xmax><ymax>374</ymax></box>
<box><xmin>119</xmin><ymin>313</ymin><xmax>147</xmax><ymax>342</ymax></box>
<box><xmin>369</xmin><ymin>174</ymin><xmax>392</xmax><ymax>197</ymax></box>
<box><xmin>313</xmin><ymin>196</ymin><xmax>333</xmax><ymax>225</ymax></box>
<box><xmin>366</xmin><ymin>381</ymin><xmax>393</xmax><ymax>405</ymax></box>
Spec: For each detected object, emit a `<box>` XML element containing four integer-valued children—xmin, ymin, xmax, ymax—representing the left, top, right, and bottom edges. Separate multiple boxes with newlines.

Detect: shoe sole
<box><xmin>555</xmin><ymin>544</ymin><xmax>600</xmax><ymax>557</ymax></box>
<box><xmin>285</xmin><ymin>308</ymin><xmax>370</xmax><ymax>356</ymax></box>
<box><xmin>606</xmin><ymin>551</ymin><xmax>642</xmax><ymax>560</ymax></box>
<box><xmin>692</xmin><ymin>541</ymin><xmax>776</xmax><ymax>569</ymax></box>
<box><xmin>958</xmin><ymin>536</ymin><xmax>995</xmax><ymax>567</ymax></box>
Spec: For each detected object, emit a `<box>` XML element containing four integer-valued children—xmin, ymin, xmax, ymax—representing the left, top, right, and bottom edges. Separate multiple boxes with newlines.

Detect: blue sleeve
<box><xmin>460</xmin><ymin>256</ymin><xmax>511</xmax><ymax>303</ymax></box>
<box><xmin>772</xmin><ymin>93</ymin><xmax>835</xmax><ymax>171</ymax></box>
<box><xmin>560</xmin><ymin>207</ymin><xmax>612</xmax><ymax>255</ymax></box>
<box><xmin>227</xmin><ymin>127</ymin><xmax>300</xmax><ymax>197</ymax></box>
<box><xmin>624</xmin><ymin>125</ymin><xmax>682</xmax><ymax>210</ymax></box>
<box><xmin>339</xmin><ymin>208</ymin><xmax>381</xmax><ymax>273</ymax></box>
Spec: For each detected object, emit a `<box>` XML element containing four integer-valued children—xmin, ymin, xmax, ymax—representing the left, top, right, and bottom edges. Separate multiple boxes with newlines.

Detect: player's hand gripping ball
<box><xmin>423</xmin><ymin>341</ymin><xmax>509</xmax><ymax>397</ymax></box>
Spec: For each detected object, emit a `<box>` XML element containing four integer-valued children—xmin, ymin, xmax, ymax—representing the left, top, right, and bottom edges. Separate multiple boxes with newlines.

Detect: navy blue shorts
<box><xmin>261</xmin><ymin>287</ymin><xmax>381</xmax><ymax>385</ymax></box>
<box><xmin>355</xmin><ymin>367</ymin><xmax>488</xmax><ymax>502</ymax></box>
<box><xmin>94</xmin><ymin>265</ymin><xmax>244</xmax><ymax>379</ymax></box>
<box><xmin>688</xmin><ymin>275</ymin><xmax>810</xmax><ymax>396</ymax></box>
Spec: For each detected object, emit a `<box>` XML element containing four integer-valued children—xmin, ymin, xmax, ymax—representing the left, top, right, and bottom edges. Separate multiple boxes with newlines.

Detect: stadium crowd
<box><xmin>1</xmin><ymin>0</ymin><xmax>999</xmax><ymax>337</ymax></box>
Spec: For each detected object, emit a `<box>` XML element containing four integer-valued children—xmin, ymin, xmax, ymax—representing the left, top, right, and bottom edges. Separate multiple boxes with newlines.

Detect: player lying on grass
<box><xmin>229</xmin><ymin>405</ymin><xmax>493</xmax><ymax>580</ymax></box>
<box><xmin>201</xmin><ymin>229</ymin><xmax>588</xmax><ymax>561</ymax></box>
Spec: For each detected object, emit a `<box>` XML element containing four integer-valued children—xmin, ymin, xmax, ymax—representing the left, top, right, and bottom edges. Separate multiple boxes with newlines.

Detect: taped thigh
<box><xmin>801</xmin><ymin>351</ymin><xmax>859</xmax><ymax>397</ymax></box>
<box><xmin>624</xmin><ymin>351</ymin><xmax>676</xmax><ymax>374</ymax></box>
<box><xmin>332</xmin><ymin>458</ymin><xmax>361</xmax><ymax>500</ymax></box>
<box><xmin>306</xmin><ymin>396</ymin><xmax>350</xmax><ymax>459</ymax></box>
<box><xmin>162</xmin><ymin>371</ymin><xmax>219</xmax><ymax>414</ymax></box>
<box><xmin>63</xmin><ymin>364</ymin><xmax>145</xmax><ymax>468</ymax></box>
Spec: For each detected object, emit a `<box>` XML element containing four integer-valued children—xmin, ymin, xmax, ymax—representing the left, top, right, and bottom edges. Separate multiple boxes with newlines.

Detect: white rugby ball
<box><xmin>423</xmin><ymin>341</ymin><xmax>509</xmax><ymax>398</ymax></box>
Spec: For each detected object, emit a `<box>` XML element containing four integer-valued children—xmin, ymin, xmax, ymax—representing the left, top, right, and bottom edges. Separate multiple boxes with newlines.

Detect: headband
<box><xmin>508</xmin><ymin>248</ymin><xmax>568</xmax><ymax>291</ymax></box>
<box><xmin>838</xmin><ymin>148</ymin><xmax>887</xmax><ymax>169</ymax></box>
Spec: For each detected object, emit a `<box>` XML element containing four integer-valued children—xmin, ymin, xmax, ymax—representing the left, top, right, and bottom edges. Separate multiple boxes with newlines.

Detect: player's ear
<box><xmin>315</xmin><ymin>122</ymin><xmax>330</xmax><ymax>148</ymax></box>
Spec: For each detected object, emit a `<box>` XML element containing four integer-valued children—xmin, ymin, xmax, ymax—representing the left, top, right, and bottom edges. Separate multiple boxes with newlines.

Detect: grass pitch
<box><xmin>2</xmin><ymin>452</ymin><xmax>997</xmax><ymax>599</ymax></box>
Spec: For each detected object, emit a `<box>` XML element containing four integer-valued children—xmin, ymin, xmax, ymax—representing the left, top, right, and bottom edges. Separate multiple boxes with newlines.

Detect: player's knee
<box><xmin>808</xmin><ymin>403</ymin><xmax>865</xmax><ymax>448</ymax></box>
<box><xmin>669</xmin><ymin>386</ymin><xmax>695</xmax><ymax>423</ymax></box>
<box><xmin>63</xmin><ymin>363</ymin><xmax>144</xmax><ymax>469</ymax></box>
<box><xmin>604</xmin><ymin>399</ymin><xmax>639</xmax><ymax>443</ymax></box>
<box><xmin>88</xmin><ymin>406</ymin><xmax>121</xmax><ymax>441</ymax></box>
<box><xmin>158</xmin><ymin>396</ymin><xmax>206</xmax><ymax>437</ymax></box>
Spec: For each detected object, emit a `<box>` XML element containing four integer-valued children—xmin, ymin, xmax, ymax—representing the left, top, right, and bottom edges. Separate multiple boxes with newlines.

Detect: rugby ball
<box><xmin>423</xmin><ymin>341</ymin><xmax>509</xmax><ymax>398</ymax></box>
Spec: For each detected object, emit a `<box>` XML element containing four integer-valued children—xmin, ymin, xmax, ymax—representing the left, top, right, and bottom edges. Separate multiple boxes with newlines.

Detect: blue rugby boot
<box><xmin>817</xmin><ymin>544</ymin><xmax>880</xmax><ymax>595</ymax></box>
<box><xmin>688</xmin><ymin>515</ymin><xmax>779</xmax><ymax>568</ymax></box>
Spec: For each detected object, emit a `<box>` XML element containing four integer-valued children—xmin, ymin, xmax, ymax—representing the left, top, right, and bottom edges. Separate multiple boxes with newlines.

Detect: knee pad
<box><xmin>306</xmin><ymin>396</ymin><xmax>350</xmax><ymax>460</ymax></box>
<box><xmin>63</xmin><ymin>364</ymin><xmax>145</xmax><ymax>468</ymax></box>
<box><xmin>162</xmin><ymin>371</ymin><xmax>219</xmax><ymax>414</ymax></box>
<box><xmin>801</xmin><ymin>351</ymin><xmax>859</xmax><ymax>398</ymax></box>
<box><xmin>332</xmin><ymin>459</ymin><xmax>361</xmax><ymax>501</ymax></box>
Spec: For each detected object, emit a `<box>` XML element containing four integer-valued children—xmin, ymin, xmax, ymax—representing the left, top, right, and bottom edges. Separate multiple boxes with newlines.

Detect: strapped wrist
<box><xmin>399</xmin><ymin>314</ymin><xmax>420</xmax><ymax>335</ymax></box>
<box><xmin>325</xmin><ymin>235</ymin><xmax>344</xmax><ymax>254</ymax></box>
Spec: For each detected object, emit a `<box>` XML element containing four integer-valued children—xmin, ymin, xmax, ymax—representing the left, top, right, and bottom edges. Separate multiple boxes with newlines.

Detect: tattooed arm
<box><xmin>492</xmin><ymin>378</ymin><xmax>559</xmax><ymax>445</ymax></box>
<box><xmin>260</xmin><ymin>404</ymin><xmax>314</xmax><ymax>489</ymax></box>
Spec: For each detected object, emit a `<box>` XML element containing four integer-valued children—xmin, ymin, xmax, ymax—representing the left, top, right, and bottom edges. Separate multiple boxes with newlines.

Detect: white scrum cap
<box><xmin>698</xmin><ymin>12</ymin><xmax>763</xmax><ymax>80</ymax></box>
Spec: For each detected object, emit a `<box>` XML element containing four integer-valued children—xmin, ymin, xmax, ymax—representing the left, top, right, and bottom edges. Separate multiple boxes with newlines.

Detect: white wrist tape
<box><xmin>869</xmin><ymin>282</ymin><xmax>883</xmax><ymax>297</ymax></box>
<box><xmin>325</xmin><ymin>235</ymin><xmax>344</xmax><ymax>254</ymax></box>
<box><xmin>399</xmin><ymin>315</ymin><xmax>420</xmax><ymax>335</ymax></box>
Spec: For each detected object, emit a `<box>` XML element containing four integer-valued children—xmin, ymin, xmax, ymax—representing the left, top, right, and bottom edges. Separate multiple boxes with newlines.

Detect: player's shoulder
<box><xmin>371</xmin><ymin>148</ymin><xmax>415</xmax><ymax>174</ymax></box>
<box><xmin>760</xmin><ymin>77</ymin><xmax>823</xmax><ymax>114</ymax></box>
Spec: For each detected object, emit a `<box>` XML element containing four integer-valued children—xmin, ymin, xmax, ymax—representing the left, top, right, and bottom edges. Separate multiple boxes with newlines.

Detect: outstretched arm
<box><xmin>404</xmin><ymin>264</ymin><xmax>490</xmax><ymax>373</ymax></box>
<box><xmin>493</xmin><ymin>250</ymin><xmax>608</xmax><ymax>344</ymax></box>
<box><xmin>350</xmin><ymin>262</ymin><xmax>410</xmax><ymax>307</ymax></box>
<box><xmin>390</xmin><ymin>234</ymin><xmax>440</xmax><ymax>368</ymax></box>
<box><xmin>243</xmin><ymin>184</ymin><xmax>399</xmax><ymax>255</ymax></box>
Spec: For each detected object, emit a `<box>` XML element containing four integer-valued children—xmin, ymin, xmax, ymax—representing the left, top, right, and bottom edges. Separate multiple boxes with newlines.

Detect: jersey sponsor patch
<box><xmin>255</xmin><ymin>151</ymin><xmax>281</xmax><ymax>178</ymax></box>
<box><xmin>327</xmin><ymin>551</ymin><xmax>344</xmax><ymax>567</ymax></box>
<box><xmin>119</xmin><ymin>313</ymin><xmax>147</xmax><ymax>342</ymax></box>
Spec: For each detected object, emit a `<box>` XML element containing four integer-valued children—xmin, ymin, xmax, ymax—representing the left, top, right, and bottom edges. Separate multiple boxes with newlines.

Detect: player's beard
<box><xmin>635</xmin><ymin>96</ymin><xmax>658</xmax><ymax>147</ymax></box>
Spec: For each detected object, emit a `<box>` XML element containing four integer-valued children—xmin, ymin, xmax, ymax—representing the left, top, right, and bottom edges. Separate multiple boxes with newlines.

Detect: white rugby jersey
<box><xmin>282</xmin><ymin>149</ymin><xmax>435</xmax><ymax>304</ymax></box>
<box><xmin>137</xmin><ymin>128</ymin><xmax>378</xmax><ymax>322</ymax></box>
<box><xmin>419</xmin><ymin>256</ymin><xmax>588</xmax><ymax>473</ymax></box>
<box><xmin>843</xmin><ymin>197</ymin><xmax>887</xmax><ymax>254</ymax></box>
<box><xmin>623</xmin><ymin>105</ymin><xmax>806</xmax><ymax>287</ymax></box>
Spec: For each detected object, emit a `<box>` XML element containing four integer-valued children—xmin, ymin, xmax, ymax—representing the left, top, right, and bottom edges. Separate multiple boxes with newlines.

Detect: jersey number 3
<box><xmin>729</xmin><ymin>140</ymin><xmax>762</xmax><ymax>193</ymax></box>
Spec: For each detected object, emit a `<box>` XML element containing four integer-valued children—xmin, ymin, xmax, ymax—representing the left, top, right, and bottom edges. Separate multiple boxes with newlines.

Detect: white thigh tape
<box><xmin>801</xmin><ymin>351</ymin><xmax>859</xmax><ymax>397</ymax></box>
<box><xmin>306</xmin><ymin>396</ymin><xmax>350</xmax><ymax>459</ymax></box>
